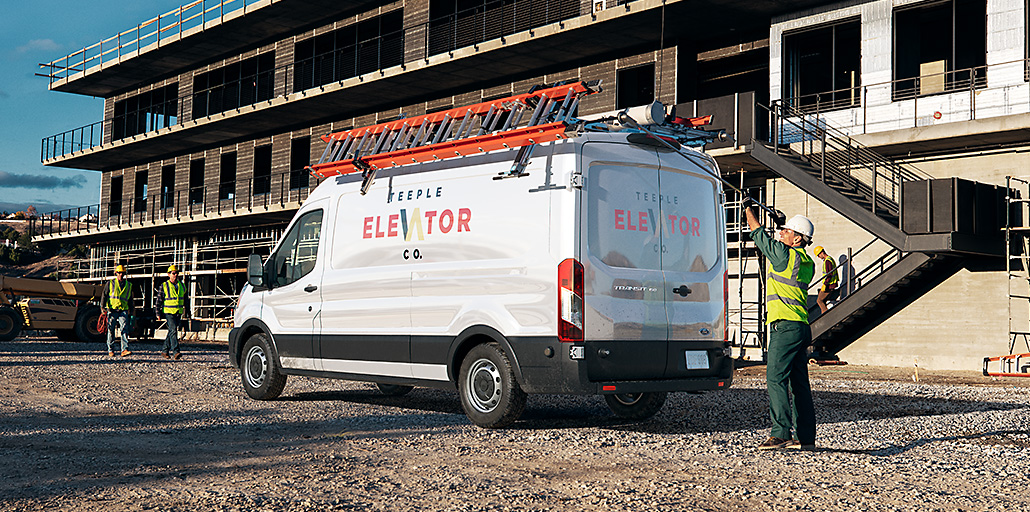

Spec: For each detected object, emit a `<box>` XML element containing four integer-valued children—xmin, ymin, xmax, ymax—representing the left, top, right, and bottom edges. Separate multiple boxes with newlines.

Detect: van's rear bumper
<box><xmin>590</xmin><ymin>375</ymin><xmax>731</xmax><ymax>394</ymax></box>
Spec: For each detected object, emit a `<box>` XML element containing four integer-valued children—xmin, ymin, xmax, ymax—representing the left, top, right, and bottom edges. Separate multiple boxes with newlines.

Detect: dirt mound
<box><xmin>0</xmin><ymin>253</ymin><xmax>75</xmax><ymax>279</ymax></box>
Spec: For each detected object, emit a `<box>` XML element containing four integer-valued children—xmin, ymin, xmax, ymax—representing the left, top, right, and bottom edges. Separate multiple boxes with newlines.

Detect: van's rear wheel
<box><xmin>241</xmin><ymin>333</ymin><xmax>287</xmax><ymax>400</ymax></box>
<box><xmin>458</xmin><ymin>343</ymin><xmax>526</xmax><ymax>428</ymax></box>
<box><xmin>376</xmin><ymin>383</ymin><xmax>414</xmax><ymax>396</ymax></box>
<box><xmin>0</xmin><ymin>307</ymin><xmax>21</xmax><ymax>342</ymax></box>
<box><xmin>604</xmin><ymin>392</ymin><xmax>667</xmax><ymax>420</ymax></box>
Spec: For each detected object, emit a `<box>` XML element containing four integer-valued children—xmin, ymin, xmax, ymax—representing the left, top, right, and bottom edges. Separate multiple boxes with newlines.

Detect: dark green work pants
<box><xmin>767</xmin><ymin>319</ymin><xmax>816</xmax><ymax>444</ymax></box>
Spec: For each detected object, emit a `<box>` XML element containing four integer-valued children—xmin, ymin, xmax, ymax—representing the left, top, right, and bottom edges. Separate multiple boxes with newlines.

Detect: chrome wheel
<box><xmin>611</xmin><ymin>393</ymin><xmax>643</xmax><ymax>406</ymax></box>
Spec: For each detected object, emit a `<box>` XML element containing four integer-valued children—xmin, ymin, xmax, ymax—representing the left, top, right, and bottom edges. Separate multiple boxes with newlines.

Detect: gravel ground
<box><xmin>2</xmin><ymin>335</ymin><xmax>1029</xmax><ymax>511</ymax></box>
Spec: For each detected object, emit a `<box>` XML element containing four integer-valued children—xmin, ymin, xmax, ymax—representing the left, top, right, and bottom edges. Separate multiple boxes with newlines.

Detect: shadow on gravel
<box><xmin>286</xmin><ymin>389</ymin><xmax>466</xmax><ymax>416</ymax></box>
<box><xmin>276</xmin><ymin>385</ymin><xmax>1028</xmax><ymax>436</ymax></box>
<box><xmin>814</xmin><ymin>428</ymin><xmax>1030</xmax><ymax>456</ymax></box>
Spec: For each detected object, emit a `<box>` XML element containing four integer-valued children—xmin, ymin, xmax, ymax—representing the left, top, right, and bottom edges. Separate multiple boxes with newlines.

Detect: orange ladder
<box><xmin>308</xmin><ymin>80</ymin><xmax>600</xmax><ymax>193</ymax></box>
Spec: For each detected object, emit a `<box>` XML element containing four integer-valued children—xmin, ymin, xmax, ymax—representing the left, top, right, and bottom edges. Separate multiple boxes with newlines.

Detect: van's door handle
<box><xmin>304</xmin><ymin>285</ymin><xmax>318</xmax><ymax>293</ymax></box>
<box><xmin>672</xmin><ymin>286</ymin><xmax>691</xmax><ymax>297</ymax></box>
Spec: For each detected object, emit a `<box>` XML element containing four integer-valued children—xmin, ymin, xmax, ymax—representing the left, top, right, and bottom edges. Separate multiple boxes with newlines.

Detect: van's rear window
<box><xmin>586</xmin><ymin>163</ymin><xmax>719</xmax><ymax>273</ymax></box>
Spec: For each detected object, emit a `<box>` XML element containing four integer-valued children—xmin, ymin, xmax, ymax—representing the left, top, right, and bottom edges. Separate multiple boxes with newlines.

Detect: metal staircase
<box><xmin>745</xmin><ymin>101</ymin><xmax>1005</xmax><ymax>358</ymax></box>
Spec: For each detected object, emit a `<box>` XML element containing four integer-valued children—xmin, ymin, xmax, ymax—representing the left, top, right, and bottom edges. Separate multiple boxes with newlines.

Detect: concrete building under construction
<box><xmin>33</xmin><ymin>0</ymin><xmax>1030</xmax><ymax>371</ymax></box>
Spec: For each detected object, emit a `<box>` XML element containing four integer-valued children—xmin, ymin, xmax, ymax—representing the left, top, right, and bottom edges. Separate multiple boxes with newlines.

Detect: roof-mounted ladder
<box><xmin>307</xmin><ymin>80</ymin><xmax>601</xmax><ymax>194</ymax></box>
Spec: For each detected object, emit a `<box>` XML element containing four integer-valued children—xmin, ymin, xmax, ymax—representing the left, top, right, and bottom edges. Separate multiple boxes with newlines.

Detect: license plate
<box><xmin>685</xmin><ymin>350</ymin><xmax>710</xmax><ymax>370</ymax></box>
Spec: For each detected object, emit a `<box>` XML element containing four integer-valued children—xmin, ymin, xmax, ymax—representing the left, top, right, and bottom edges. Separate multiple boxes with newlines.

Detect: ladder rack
<box><xmin>308</xmin><ymin>81</ymin><xmax>600</xmax><ymax>188</ymax></box>
<box><xmin>306</xmin><ymin>80</ymin><xmax>723</xmax><ymax>195</ymax></box>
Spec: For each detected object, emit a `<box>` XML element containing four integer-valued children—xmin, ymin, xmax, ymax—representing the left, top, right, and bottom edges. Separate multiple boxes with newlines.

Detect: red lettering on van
<box><xmin>387</xmin><ymin>214</ymin><xmax>399</xmax><ymax>237</ymax></box>
<box><xmin>375</xmin><ymin>216</ymin><xmax>385</xmax><ymax>238</ymax></box>
<box><xmin>457</xmin><ymin>208</ymin><xmax>472</xmax><ymax>232</ymax></box>
<box><xmin>363</xmin><ymin>217</ymin><xmax>373</xmax><ymax>239</ymax></box>
<box><xmin>638</xmin><ymin>211</ymin><xmax>648</xmax><ymax>232</ymax></box>
<box><xmin>679</xmin><ymin>216</ymin><xmax>689</xmax><ymax>235</ymax></box>
<box><xmin>691</xmin><ymin>217</ymin><xmax>700</xmax><ymax>236</ymax></box>
<box><xmin>425</xmin><ymin>210</ymin><xmax>437</xmax><ymax>234</ymax></box>
<box><xmin>439</xmin><ymin>209</ymin><xmax>454</xmax><ymax>233</ymax></box>
<box><xmin>615</xmin><ymin>210</ymin><xmax>626</xmax><ymax>230</ymax></box>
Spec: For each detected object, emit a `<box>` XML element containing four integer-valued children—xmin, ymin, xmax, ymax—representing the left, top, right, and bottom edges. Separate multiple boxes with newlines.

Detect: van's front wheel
<box><xmin>604</xmin><ymin>392</ymin><xmax>667</xmax><ymax>420</ymax></box>
<box><xmin>458</xmin><ymin>343</ymin><xmax>526</xmax><ymax>428</ymax></box>
<box><xmin>241</xmin><ymin>333</ymin><xmax>287</xmax><ymax>400</ymax></box>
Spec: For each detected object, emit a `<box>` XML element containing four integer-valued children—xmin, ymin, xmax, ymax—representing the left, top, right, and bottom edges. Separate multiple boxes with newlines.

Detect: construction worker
<box><xmin>102</xmin><ymin>264</ymin><xmax>134</xmax><ymax>357</ymax></box>
<box><xmin>743</xmin><ymin>200</ymin><xmax>817</xmax><ymax>451</ymax></box>
<box><xmin>812</xmin><ymin>246</ymin><xmax>839</xmax><ymax>314</ymax></box>
<box><xmin>156</xmin><ymin>264</ymin><xmax>189</xmax><ymax>360</ymax></box>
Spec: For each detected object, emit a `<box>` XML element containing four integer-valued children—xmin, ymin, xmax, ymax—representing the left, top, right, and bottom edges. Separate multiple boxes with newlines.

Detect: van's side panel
<box><xmin>319</xmin><ymin>182</ymin><xmax>414</xmax><ymax>378</ymax></box>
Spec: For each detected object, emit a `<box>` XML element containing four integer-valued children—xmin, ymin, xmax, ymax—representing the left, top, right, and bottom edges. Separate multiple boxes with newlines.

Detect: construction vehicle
<box><xmin>0</xmin><ymin>275</ymin><xmax>105</xmax><ymax>342</ymax></box>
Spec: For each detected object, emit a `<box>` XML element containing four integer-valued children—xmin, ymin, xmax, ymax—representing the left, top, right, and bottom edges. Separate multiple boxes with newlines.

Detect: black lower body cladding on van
<box><xmin>229</xmin><ymin>327</ymin><xmax>731</xmax><ymax>395</ymax></box>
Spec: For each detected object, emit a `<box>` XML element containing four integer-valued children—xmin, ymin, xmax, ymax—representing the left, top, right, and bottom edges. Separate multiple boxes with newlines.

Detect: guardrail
<box><xmin>760</xmin><ymin>100</ymin><xmax>933</xmax><ymax>222</ymax></box>
<box><xmin>29</xmin><ymin>170</ymin><xmax>319</xmax><ymax>239</ymax></box>
<box><xmin>780</xmin><ymin>58</ymin><xmax>1029</xmax><ymax>135</ymax></box>
<box><xmin>39</xmin><ymin>0</ymin><xmax>265</xmax><ymax>85</ymax></box>
<box><xmin>40</xmin><ymin>0</ymin><xmax>582</xmax><ymax>162</ymax></box>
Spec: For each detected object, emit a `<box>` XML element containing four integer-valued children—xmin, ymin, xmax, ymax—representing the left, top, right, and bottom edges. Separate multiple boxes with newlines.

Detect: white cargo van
<box><xmin>229</xmin><ymin>98</ymin><xmax>732</xmax><ymax>428</ymax></box>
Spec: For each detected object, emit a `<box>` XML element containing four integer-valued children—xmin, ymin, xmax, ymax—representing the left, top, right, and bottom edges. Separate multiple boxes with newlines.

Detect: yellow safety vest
<box><xmin>822</xmin><ymin>257</ymin><xmax>839</xmax><ymax>290</ymax></box>
<box><xmin>162</xmin><ymin>280</ymin><xmax>187</xmax><ymax>315</ymax></box>
<box><xmin>766</xmin><ymin>247</ymin><xmax>814</xmax><ymax>324</ymax></box>
<box><xmin>108</xmin><ymin>278</ymin><xmax>132</xmax><ymax>311</ymax></box>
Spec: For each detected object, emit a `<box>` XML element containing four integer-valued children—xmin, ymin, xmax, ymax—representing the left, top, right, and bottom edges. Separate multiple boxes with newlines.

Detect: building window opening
<box><xmin>193</xmin><ymin>53</ymin><xmax>275</xmax><ymax>119</ymax></box>
<box><xmin>110</xmin><ymin>175</ymin><xmax>123</xmax><ymax>218</ymax></box>
<box><xmin>894</xmin><ymin>0</ymin><xmax>986</xmax><ymax>100</ymax></box>
<box><xmin>160</xmin><ymin>164</ymin><xmax>175</xmax><ymax>209</ymax></box>
<box><xmin>783</xmin><ymin>19</ymin><xmax>860</xmax><ymax>112</ymax></box>
<box><xmin>427</xmin><ymin>0</ymin><xmax>579</xmax><ymax>56</ymax></box>
<box><xmin>617</xmin><ymin>64</ymin><xmax>655</xmax><ymax>110</ymax></box>
<box><xmin>293</xmin><ymin>11</ymin><xmax>403</xmax><ymax>92</ymax></box>
<box><xmin>683</xmin><ymin>44</ymin><xmax>769</xmax><ymax>102</ymax></box>
<box><xmin>133</xmin><ymin>170</ymin><xmax>148</xmax><ymax>213</ymax></box>
<box><xmin>290</xmin><ymin>138</ymin><xmax>311</xmax><ymax>190</ymax></box>
<box><xmin>112</xmin><ymin>84</ymin><xmax>179</xmax><ymax>140</ymax></box>
<box><xmin>220</xmin><ymin>152</ymin><xmax>237</xmax><ymax>201</ymax></box>
<box><xmin>253</xmin><ymin>145</ymin><xmax>272</xmax><ymax>196</ymax></box>
<box><xmin>189</xmin><ymin>159</ymin><xmax>205</xmax><ymax>205</ymax></box>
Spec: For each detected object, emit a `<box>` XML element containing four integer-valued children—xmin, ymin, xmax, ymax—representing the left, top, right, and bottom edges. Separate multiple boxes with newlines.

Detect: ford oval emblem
<box><xmin>699</xmin><ymin>328</ymin><xmax>710</xmax><ymax>336</ymax></box>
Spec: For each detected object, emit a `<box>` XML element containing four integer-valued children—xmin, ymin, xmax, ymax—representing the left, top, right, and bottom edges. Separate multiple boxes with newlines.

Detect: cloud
<box><xmin>0</xmin><ymin>90</ymin><xmax>8</xmax><ymax>99</ymax></box>
<box><xmin>0</xmin><ymin>171</ymin><xmax>86</xmax><ymax>190</ymax></box>
<box><xmin>16</xmin><ymin>39</ymin><xmax>60</xmax><ymax>54</ymax></box>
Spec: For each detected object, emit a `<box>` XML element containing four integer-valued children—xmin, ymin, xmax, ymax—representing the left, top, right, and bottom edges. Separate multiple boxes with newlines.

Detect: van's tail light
<box><xmin>558</xmin><ymin>258</ymin><xmax>584</xmax><ymax>342</ymax></box>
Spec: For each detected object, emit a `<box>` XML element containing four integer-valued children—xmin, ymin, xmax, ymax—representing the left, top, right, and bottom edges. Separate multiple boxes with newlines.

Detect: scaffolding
<box><xmin>55</xmin><ymin>226</ymin><xmax>280</xmax><ymax>322</ymax></box>
<box><xmin>1006</xmin><ymin>176</ymin><xmax>1030</xmax><ymax>355</ymax></box>
<box><xmin>724</xmin><ymin>173</ymin><xmax>768</xmax><ymax>360</ymax></box>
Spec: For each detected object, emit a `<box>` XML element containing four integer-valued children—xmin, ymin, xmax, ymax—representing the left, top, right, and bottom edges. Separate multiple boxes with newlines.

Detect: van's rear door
<box><xmin>657</xmin><ymin>152</ymin><xmax>726</xmax><ymax>377</ymax></box>
<box><xmin>580</xmin><ymin>141</ymin><xmax>669</xmax><ymax>380</ymax></box>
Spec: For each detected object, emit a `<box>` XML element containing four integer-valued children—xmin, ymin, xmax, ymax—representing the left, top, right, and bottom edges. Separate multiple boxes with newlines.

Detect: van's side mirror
<box><xmin>247</xmin><ymin>253</ymin><xmax>267</xmax><ymax>291</ymax></box>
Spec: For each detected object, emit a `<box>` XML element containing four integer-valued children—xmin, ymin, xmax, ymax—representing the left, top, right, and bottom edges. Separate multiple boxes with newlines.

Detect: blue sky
<box><xmin>0</xmin><ymin>1</ymin><xmax>184</xmax><ymax>214</ymax></box>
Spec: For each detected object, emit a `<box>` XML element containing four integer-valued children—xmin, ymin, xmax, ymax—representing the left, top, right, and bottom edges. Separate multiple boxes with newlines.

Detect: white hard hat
<box><xmin>784</xmin><ymin>215</ymin><xmax>814</xmax><ymax>239</ymax></box>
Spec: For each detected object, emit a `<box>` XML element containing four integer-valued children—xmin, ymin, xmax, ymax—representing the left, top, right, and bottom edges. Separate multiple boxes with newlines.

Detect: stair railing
<box><xmin>758</xmin><ymin>101</ymin><xmax>932</xmax><ymax>226</ymax></box>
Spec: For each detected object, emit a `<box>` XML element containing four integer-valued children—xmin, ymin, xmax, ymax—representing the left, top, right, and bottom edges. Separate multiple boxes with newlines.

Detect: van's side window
<box><xmin>273</xmin><ymin>209</ymin><xmax>324</xmax><ymax>287</ymax></box>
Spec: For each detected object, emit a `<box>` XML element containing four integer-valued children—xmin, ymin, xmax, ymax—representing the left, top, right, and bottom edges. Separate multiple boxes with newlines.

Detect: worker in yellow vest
<box><xmin>156</xmin><ymin>264</ymin><xmax>189</xmax><ymax>360</ymax></box>
<box><xmin>744</xmin><ymin>200</ymin><xmax>817</xmax><ymax>451</ymax></box>
<box><xmin>101</xmin><ymin>264</ymin><xmax>134</xmax><ymax>357</ymax></box>
<box><xmin>812</xmin><ymin>246</ymin><xmax>840</xmax><ymax>313</ymax></box>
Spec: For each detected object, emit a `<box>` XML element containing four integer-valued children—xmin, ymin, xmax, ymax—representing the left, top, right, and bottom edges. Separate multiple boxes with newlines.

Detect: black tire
<box><xmin>603</xmin><ymin>392</ymin><xmax>667</xmax><ymax>420</ymax></box>
<box><xmin>0</xmin><ymin>307</ymin><xmax>22</xmax><ymax>342</ymax></box>
<box><xmin>55</xmin><ymin>329</ymin><xmax>78</xmax><ymax>341</ymax></box>
<box><xmin>240</xmin><ymin>333</ymin><xmax>287</xmax><ymax>400</ymax></box>
<box><xmin>74</xmin><ymin>306</ymin><xmax>104</xmax><ymax>343</ymax></box>
<box><xmin>376</xmin><ymin>383</ymin><xmax>414</xmax><ymax>396</ymax></box>
<box><xmin>457</xmin><ymin>343</ymin><xmax>526</xmax><ymax>428</ymax></box>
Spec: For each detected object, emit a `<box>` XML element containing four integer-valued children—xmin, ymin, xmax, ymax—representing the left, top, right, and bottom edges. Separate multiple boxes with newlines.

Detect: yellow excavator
<box><xmin>0</xmin><ymin>275</ymin><xmax>104</xmax><ymax>342</ymax></box>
